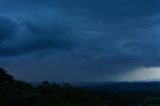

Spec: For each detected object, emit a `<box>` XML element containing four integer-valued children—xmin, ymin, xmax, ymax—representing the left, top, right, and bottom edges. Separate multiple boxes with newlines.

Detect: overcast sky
<box><xmin>1</xmin><ymin>0</ymin><xmax>160</xmax><ymax>82</ymax></box>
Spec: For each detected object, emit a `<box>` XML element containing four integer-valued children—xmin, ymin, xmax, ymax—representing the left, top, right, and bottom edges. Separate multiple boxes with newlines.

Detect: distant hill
<box><xmin>77</xmin><ymin>81</ymin><xmax>160</xmax><ymax>93</ymax></box>
<box><xmin>145</xmin><ymin>78</ymin><xmax>160</xmax><ymax>81</ymax></box>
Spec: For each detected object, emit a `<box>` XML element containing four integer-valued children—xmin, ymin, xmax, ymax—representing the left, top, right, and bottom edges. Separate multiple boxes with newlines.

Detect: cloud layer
<box><xmin>0</xmin><ymin>16</ymin><xmax>16</xmax><ymax>43</ymax></box>
<box><xmin>0</xmin><ymin>16</ymin><xmax>75</xmax><ymax>57</ymax></box>
<box><xmin>0</xmin><ymin>0</ymin><xmax>160</xmax><ymax>81</ymax></box>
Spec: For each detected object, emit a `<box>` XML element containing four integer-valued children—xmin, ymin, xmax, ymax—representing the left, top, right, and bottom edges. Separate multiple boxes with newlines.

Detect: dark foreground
<box><xmin>1</xmin><ymin>68</ymin><xmax>160</xmax><ymax>106</ymax></box>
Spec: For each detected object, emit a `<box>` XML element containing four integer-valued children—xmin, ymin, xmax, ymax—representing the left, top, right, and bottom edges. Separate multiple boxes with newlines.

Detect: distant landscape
<box><xmin>1</xmin><ymin>0</ymin><xmax>160</xmax><ymax>106</ymax></box>
<box><xmin>1</xmin><ymin>68</ymin><xmax>160</xmax><ymax>106</ymax></box>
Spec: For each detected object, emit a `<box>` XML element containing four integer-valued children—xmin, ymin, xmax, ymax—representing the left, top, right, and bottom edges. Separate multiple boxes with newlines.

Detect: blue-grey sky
<box><xmin>1</xmin><ymin>0</ymin><xmax>160</xmax><ymax>82</ymax></box>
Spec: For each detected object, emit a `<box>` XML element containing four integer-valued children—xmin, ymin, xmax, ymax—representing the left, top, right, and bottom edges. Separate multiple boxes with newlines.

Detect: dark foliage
<box><xmin>1</xmin><ymin>68</ymin><xmax>160</xmax><ymax>106</ymax></box>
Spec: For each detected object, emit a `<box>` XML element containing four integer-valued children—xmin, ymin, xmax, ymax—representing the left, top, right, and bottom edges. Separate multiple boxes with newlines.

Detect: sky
<box><xmin>1</xmin><ymin>0</ymin><xmax>160</xmax><ymax>82</ymax></box>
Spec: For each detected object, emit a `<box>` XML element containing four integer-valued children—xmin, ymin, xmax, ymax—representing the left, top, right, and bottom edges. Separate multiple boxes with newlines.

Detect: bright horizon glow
<box><xmin>118</xmin><ymin>67</ymin><xmax>160</xmax><ymax>81</ymax></box>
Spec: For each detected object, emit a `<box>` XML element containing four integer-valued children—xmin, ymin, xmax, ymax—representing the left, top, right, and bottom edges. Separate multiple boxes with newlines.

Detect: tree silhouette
<box><xmin>0</xmin><ymin>68</ymin><xmax>14</xmax><ymax>89</ymax></box>
<box><xmin>0</xmin><ymin>68</ymin><xmax>158</xmax><ymax>106</ymax></box>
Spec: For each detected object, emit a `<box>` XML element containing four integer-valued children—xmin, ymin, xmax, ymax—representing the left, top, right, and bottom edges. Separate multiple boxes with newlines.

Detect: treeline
<box><xmin>0</xmin><ymin>68</ymin><xmax>106</xmax><ymax>106</ymax></box>
<box><xmin>0</xmin><ymin>68</ymin><xmax>157</xmax><ymax>106</ymax></box>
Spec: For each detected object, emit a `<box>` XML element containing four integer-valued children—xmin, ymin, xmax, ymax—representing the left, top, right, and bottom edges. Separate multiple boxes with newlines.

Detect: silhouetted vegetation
<box><xmin>1</xmin><ymin>68</ymin><xmax>160</xmax><ymax>106</ymax></box>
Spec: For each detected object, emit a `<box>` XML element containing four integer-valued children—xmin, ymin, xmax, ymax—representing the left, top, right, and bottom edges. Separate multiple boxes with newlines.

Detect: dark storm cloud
<box><xmin>0</xmin><ymin>16</ymin><xmax>17</xmax><ymax>43</ymax></box>
<box><xmin>57</xmin><ymin>0</ymin><xmax>160</xmax><ymax>74</ymax></box>
<box><xmin>1</xmin><ymin>0</ymin><xmax>160</xmax><ymax>81</ymax></box>
<box><xmin>0</xmin><ymin>17</ymin><xmax>75</xmax><ymax>57</ymax></box>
